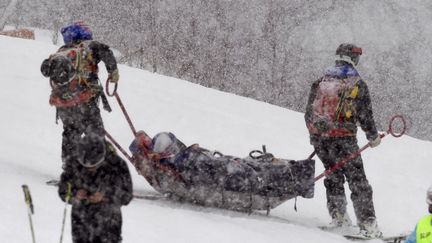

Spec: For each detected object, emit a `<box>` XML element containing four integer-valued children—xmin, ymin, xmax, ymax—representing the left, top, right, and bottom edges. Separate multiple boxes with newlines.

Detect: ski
<box><xmin>320</xmin><ymin>225</ymin><xmax>408</xmax><ymax>243</ymax></box>
<box><xmin>343</xmin><ymin>233</ymin><xmax>408</xmax><ymax>243</ymax></box>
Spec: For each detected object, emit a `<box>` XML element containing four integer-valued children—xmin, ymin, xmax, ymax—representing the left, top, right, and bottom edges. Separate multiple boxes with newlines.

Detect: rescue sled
<box><xmin>128</xmin><ymin>131</ymin><xmax>315</xmax><ymax>212</ymax></box>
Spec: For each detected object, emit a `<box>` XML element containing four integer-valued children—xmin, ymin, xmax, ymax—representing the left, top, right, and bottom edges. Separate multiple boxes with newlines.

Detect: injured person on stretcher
<box><xmin>129</xmin><ymin>130</ymin><xmax>315</xmax><ymax>212</ymax></box>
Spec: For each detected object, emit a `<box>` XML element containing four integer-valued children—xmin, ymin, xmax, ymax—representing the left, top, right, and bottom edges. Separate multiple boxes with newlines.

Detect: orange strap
<box><xmin>49</xmin><ymin>89</ymin><xmax>97</xmax><ymax>107</ymax></box>
<box><xmin>307</xmin><ymin>123</ymin><xmax>355</xmax><ymax>137</ymax></box>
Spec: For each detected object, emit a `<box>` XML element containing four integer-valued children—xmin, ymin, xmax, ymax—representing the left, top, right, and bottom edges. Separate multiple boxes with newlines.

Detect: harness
<box><xmin>48</xmin><ymin>41</ymin><xmax>102</xmax><ymax>108</ymax></box>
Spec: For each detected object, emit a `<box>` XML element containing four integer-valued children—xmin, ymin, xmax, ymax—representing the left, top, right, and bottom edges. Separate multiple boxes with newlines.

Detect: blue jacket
<box><xmin>406</xmin><ymin>226</ymin><xmax>416</xmax><ymax>243</ymax></box>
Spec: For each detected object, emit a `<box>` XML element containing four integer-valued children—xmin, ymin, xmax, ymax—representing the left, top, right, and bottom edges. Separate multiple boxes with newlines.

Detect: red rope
<box><xmin>105</xmin><ymin>131</ymin><xmax>136</xmax><ymax>166</ymax></box>
<box><xmin>114</xmin><ymin>92</ymin><xmax>137</xmax><ymax>136</ymax></box>
<box><xmin>105</xmin><ymin>78</ymin><xmax>137</xmax><ymax>137</ymax></box>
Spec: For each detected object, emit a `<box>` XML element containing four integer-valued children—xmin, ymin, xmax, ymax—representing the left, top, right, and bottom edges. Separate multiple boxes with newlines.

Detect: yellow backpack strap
<box><xmin>349</xmin><ymin>85</ymin><xmax>359</xmax><ymax>98</ymax></box>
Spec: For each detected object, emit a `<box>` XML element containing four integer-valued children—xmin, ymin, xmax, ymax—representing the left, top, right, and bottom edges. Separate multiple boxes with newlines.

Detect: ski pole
<box><xmin>59</xmin><ymin>183</ymin><xmax>72</xmax><ymax>243</ymax></box>
<box><xmin>22</xmin><ymin>185</ymin><xmax>36</xmax><ymax>243</ymax></box>
<box><xmin>314</xmin><ymin>115</ymin><xmax>406</xmax><ymax>182</ymax></box>
<box><xmin>105</xmin><ymin>78</ymin><xmax>137</xmax><ymax>137</ymax></box>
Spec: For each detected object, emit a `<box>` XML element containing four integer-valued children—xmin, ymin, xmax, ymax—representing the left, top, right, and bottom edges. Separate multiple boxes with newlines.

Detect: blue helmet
<box><xmin>61</xmin><ymin>22</ymin><xmax>93</xmax><ymax>44</ymax></box>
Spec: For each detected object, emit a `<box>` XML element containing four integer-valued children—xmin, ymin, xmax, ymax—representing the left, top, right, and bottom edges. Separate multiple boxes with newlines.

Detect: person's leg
<box><xmin>58</xmin><ymin>99</ymin><xmax>104</xmax><ymax>169</ymax></box>
<box><xmin>93</xmin><ymin>205</ymin><xmax>122</xmax><ymax>243</ymax></box>
<box><xmin>57</xmin><ymin>107</ymin><xmax>85</xmax><ymax>169</ymax></box>
<box><xmin>340</xmin><ymin>139</ymin><xmax>380</xmax><ymax>236</ymax></box>
<box><xmin>71</xmin><ymin>206</ymin><xmax>91</xmax><ymax>243</ymax></box>
<box><xmin>315</xmin><ymin>140</ymin><xmax>349</xmax><ymax>223</ymax></box>
<box><xmin>81</xmin><ymin>99</ymin><xmax>105</xmax><ymax>138</ymax></box>
<box><xmin>340</xmin><ymin>139</ymin><xmax>376</xmax><ymax>224</ymax></box>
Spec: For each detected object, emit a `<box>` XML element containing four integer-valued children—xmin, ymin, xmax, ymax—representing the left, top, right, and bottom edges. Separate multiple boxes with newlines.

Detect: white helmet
<box><xmin>152</xmin><ymin>132</ymin><xmax>176</xmax><ymax>153</ymax></box>
<box><xmin>426</xmin><ymin>185</ymin><xmax>432</xmax><ymax>205</ymax></box>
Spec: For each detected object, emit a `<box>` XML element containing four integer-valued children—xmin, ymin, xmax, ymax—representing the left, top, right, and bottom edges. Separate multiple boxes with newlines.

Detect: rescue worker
<box><xmin>304</xmin><ymin>43</ymin><xmax>382</xmax><ymax>237</ymax></box>
<box><xmin>58</xmin><ymin>134</ymin><xmax>133</xmax><ymax>243</ymax></box>
<box><xmin>40</xmin><ymin>21</ymin><xmax>119</xmax><ymax>168</ymax></box>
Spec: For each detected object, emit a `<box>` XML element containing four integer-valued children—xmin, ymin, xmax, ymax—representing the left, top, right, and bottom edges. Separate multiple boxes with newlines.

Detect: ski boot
<box><xmin>358</xmin><ymin>219</ymin><xmax>383</xmax><ymax>239</ymax></box>
<box><xmin>330</xmin><ymin>212</ymin><xmax>352</xmax><ymax>227</ymax></box>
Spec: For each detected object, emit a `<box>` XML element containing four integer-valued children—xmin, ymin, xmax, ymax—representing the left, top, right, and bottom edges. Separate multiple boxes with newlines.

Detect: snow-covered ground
<box><xmin>0</xmin><ymin>34</ymin><xmax>430</xmax><ymax>243</ymax></box>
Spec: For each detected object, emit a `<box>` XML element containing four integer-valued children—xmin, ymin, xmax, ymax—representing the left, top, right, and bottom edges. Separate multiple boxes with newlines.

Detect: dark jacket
<box><xmin>305</xmin><ymin>62</ymin><xmax>378</xmax><ymax>142</ymax></box>
<box><xmin>58</xmin><ymin>143</ymin><xmax>133</xmax><ymax>207</ymax></box>
<box><xmin>41</xmin><ymin>40</ymin><xmax>117</xmax><ymax>83</ymax></box>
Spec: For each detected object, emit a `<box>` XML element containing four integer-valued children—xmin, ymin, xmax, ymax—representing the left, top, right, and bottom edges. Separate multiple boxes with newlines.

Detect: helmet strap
<box><xmin>336</xmin><ymin>55</ymin><xmax>357</xmax><ymax>66</ymax></box>
<box><xmin>77</xmin><ymin>153</ymin><xmax>105</xmax><ymax>169</ymax></box>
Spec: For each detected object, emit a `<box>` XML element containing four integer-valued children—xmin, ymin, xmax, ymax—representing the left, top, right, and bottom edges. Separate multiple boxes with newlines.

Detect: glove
<box><xmin>368</xmin><ymin>135</ymin><xmax>381</xmax><ymax>148</ymax></box>
<box><xmin>109</xmin><ymin>69</ymin><xmax>119</xmax><ymax>83</ymax></box>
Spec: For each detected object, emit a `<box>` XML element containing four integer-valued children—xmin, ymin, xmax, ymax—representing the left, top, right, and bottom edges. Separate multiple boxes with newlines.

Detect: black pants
<box><xmin>313</xmin><ymin>137</ymin><xmax>376</xmax><ymax>224</ymax></box>
<box><xmin>57</xmin><ymin>98</ymin><xmax>105</xmax><ymax>169</ymax></box>
<box><xmin>71</xmin><ymin>203</ymin><xmax>122</xmax><ymax>243</ymax></box>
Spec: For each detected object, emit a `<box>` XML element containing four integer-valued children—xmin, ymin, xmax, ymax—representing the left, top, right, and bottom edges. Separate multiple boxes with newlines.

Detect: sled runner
<box><xmin>128</xmin><ymin>131</ymin><xmax>315</xmax><ymax>212</ymax></box>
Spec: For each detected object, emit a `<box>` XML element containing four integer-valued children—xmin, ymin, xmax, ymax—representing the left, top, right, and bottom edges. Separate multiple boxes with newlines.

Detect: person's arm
<box><xmin>89</xmin><ymin>41</ymin><xmax>118</xmax><ymax>74</ymax></box>
<box><xmin>304</xmin><ymin>78</ymin><xmax>321</xmax><ymax>124</ymax></box>
<box><xmin>355</xmin><ymin>80</ymin><xmax>379</xmax><ymax>141</ymax></box>
<box><xmin>58</xmin><ymin>169</ymin><xmax>77</xmax><ymax>203</ymax></box>
<box><xmin>104</xmin><ymin>155</ymin><xmax>134</xmax><ymax>206</ymax></box>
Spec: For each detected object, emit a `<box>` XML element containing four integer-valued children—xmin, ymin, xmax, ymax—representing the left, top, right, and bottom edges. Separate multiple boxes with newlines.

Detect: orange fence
<box><xmin>0</xmin><ymin>29</ymin><xmax>35</xmax><ymax>40</ymax></box>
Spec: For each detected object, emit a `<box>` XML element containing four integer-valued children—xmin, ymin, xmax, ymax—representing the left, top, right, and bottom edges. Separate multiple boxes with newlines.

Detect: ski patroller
<box><xmin>22</xmin><ymin>185</ymin><xmax>36</xmax><ymax>243</ymax></box>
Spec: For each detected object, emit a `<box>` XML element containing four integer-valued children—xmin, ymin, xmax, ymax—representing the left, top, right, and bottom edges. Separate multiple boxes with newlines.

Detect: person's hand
<box><xmin>369</xmin><ymin>135</ymin><xmax>381</xmax><ymax>148</ymax></box>
<box><xmin>88</xmin><ymin>192</ymin><xmax>105</xmax><ymax>204</ymax></box>
<box><xmin>109</xmin><ymin>69</ymin><xmax>119</xmax><ymax>83</ymax></box>
<box><xmin>75</xmin><ymin>189</ymin><xmax>88</xmax><ymax>201</ymax></box>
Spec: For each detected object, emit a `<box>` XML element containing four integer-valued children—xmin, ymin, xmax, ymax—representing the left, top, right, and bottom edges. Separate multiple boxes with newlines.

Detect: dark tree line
<box><xmin>2</xmin><ymin>0</ymin><xmax>431</xmax><ymax>140</ymax></box>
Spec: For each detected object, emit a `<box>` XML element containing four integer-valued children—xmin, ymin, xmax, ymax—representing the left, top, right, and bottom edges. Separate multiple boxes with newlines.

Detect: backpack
<box><xmin>48</xmin><ymin>41</ymin><xmax>101</xmax><ymax>107</ymax></box>
<box><xmin>308</xmin><ymin>75</ymin><xmax>360</xmax><ymax>137</ymax></box>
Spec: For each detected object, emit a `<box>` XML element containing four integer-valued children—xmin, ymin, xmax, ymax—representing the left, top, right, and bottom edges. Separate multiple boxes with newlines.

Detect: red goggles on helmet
<box><xmin>352</xmin><ymin>47</ymin><xmax>362</xmax><ymax>55</ymax></box>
